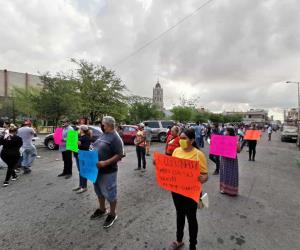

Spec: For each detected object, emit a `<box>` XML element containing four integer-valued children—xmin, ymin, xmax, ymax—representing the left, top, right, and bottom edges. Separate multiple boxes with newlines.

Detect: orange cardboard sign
<box><xmin>154</xmin><ymin>152</ymin><xmax>201</xmax><ymax>203</ymax></box>
<box><xmin>244</xmin><ymin>130</ymin><xmax>261</xmax><ymax>140</ymax></box>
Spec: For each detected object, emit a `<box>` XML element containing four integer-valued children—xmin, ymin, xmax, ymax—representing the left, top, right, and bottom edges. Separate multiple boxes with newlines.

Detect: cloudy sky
<box><xmin>1</xmin><ymin>0</ymin><xmax>300</xmax><ymax>120</ymax></box>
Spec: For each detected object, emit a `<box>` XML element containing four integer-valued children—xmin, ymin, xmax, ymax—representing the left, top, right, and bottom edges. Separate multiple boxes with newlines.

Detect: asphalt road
<box><xmin>0</xmin><ymin>132</ymin><xmax>300</xmax><ymax>250</ymax></box>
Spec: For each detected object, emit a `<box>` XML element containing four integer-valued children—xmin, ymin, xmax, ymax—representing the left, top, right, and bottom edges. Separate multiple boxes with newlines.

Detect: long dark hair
<box><xmin>180</xmin><ymin>128</ymin><xmax>199</xmax><ymax>149</ymax></box>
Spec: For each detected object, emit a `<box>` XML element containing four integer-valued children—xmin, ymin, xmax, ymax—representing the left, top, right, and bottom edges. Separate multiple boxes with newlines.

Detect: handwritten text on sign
<box><xmin>154</xmin><ymin>152</ymin><xmax>201</xmax><ymax>203</ymax></box>
<box><xmin>209</xmin><ymin>135</ymin><xmax>238</xmax><ymax>159</ymax></box>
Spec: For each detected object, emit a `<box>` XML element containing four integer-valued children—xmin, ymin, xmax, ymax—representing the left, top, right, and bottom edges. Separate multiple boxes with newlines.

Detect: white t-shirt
<box><xmin>17</xmin><ymin>126</ymin><xmax>35</xmax><ymax>149</ymax></box>
<box><xmin>267</xmin><ymin>127</ymin><xmax>272</xmax><ymax>134</ymax></box>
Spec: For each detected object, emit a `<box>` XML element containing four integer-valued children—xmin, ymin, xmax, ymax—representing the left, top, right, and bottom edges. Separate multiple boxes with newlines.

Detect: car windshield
<box><xmin>161</xmin><ymin>121</ymin><xmax>174</xmax><ymax>128</ymax></box>
<box><xmin>283</xmin><ymin>126</ymin><xmax>297</xmax><ymax>132</ymax></box>
<box><xmin>147</xmin><ymin>122</ymin><xmax>160</xmax><ymax>128</ymax></box>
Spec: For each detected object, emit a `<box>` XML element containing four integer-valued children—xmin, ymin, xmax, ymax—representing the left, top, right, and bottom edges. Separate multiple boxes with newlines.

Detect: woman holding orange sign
<box><xmin>168</xmin><ymin>128</ymin><xmax>208</xmax><ymax>250</ymax></box>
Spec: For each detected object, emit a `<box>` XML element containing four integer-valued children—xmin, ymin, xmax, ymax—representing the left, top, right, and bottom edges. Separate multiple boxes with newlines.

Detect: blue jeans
<box><xmin>21</xmin><ymin>146</ymin><xmax>37</xmax><ymax>169</ymax></box>
<box><xmin>195</xmin><ymin>137</ymin><xmax>204</xmax><ymax>148</ymax></box>
<box><xmin>74</xmin><ymin>154</ymin><xmax>87</xmax><ymax>188</ymax></box>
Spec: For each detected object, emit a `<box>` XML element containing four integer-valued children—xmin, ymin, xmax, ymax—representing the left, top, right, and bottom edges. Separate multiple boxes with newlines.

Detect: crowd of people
<box><xmin>0</xmin><ymin>120</ymin><xmax>37</xmax><ymax>187</ymax></box>
<box><xmin>130</xmin><ymin>120</ymin><xmax>271</xmax><ymax>249</ymax></box>
<box><xmin>1</xmin><ymin>116</ymin><xmax>273</xmax><ymax>250</ymax></box>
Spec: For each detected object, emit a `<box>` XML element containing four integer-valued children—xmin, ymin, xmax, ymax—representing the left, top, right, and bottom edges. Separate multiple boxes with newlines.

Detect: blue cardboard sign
<box><xmin>78</xmin><ymin>150</ymin><xmax>99</xmax><ymax>183</ymax></box>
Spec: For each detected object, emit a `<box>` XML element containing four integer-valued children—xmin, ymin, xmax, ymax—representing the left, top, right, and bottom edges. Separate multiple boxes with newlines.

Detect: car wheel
<box><xmin>131</xmin><ymin>137</ymin><xmax>136</xmax><ymax>145</ymax></box>
<box><xmin>47</xmin><ymin>140</ymin><xmax>57</xmax><ymax>150</ymax></box>
<box><xmin>281</xmin><ymin>137</ymin><xmax>284</xmax><ymax>142</ymax></box>
<box><xmin>158</xmin><ymin>133</ymin><xmax>167</xmax><ymax>143</ymax></box>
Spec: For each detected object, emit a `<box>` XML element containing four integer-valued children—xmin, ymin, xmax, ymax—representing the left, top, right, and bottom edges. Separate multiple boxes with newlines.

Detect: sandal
<box><xmin>168</xmin><ymin>241</ymin><xmax>184</xmax><ymax>250</ymax></box>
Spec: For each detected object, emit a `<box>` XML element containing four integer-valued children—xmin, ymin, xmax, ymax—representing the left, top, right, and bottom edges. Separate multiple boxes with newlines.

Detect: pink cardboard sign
<box><xmin>54</xmin><ymin>128</ymin><xmax>63</xmax><ymax>145</ymax></box>
<box><xmin>209</xmin><ymin>135</ymin><xmax>238</xmax><ymax>159</ymax></box>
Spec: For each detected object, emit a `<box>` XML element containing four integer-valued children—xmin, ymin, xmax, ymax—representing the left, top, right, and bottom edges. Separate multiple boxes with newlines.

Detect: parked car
<box><xmin>44</xmin><ymin>125</ymin><xmax>103</xmax><ymax>150</ymax></box>
<box><xmin>118</xmin><ymin>125</ymin><xmax>138</xmax><ymax>145</ymax></box>
<box><xmin>187</xmin><ymin>123</ymin><xmax>197</xmax><ymax>128</ymax></box>
<box><xmin>281</xmin><ymin>125</ymin><xmax>298</xmax><ymax>142</ymax></box>
<box><xmin>143</xmin><ymin>120</ymin><xmax>175</xmax><ymax>143</ymax></box>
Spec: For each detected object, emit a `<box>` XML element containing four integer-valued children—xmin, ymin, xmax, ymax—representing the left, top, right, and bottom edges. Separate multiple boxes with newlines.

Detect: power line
<box><xmin>113</xmin><ymin>0</ymin><xmax>215</xmax><ymax>67</ymax></box>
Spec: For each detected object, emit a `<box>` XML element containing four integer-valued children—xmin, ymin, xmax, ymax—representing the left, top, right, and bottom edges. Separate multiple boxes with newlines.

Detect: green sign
<box><xmin>66</xmin><ymin>130</ymin><xmax>79</xmax><ymax>152</ymax></box>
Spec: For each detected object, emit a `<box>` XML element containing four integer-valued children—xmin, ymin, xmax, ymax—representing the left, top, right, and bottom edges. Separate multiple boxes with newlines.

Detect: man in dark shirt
<box><xmin>90</xmin><ymin>116</ymin><xmax>124</xmax><ymax>228</ymax></box>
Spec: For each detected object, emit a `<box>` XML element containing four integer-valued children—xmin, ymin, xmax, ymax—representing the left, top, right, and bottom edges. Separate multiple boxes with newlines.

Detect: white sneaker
<box><xmin>76</xmin><ymin>188</ymin><xmax>87</xmax><ymax>194</ymax></box>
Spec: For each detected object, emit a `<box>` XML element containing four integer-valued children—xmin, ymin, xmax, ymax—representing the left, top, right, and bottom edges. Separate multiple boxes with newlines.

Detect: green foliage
<box><xmin>72</xmin><ymin>59</ymin><xmax>127</xmax><ymax>123</ymax></box>
<box><xmin>170</xmin><ymin>106</ymin><xmax>243</xmax><ymax>124</ymax></box>
<box><xmin>171</xmin><ymin>106</ymin><xmax>194</xmax><ymax>122</ymax></box>
<box><xmin>192</xmin><ymin>111</ymin><xmax>210</xmax><ymax>123</ymax></box>
<box><xmin>127</xmin><ymin>95</ymin><xmax>164</xmax><ymax>124</ymax></box>
<box><xmin>0</xmin><ymin>98</ymin><xmax>15</xmax><ymax>121</ymax></box>
<box><xmin>13</xmin><ymin>87</ymin><xmax>40</xmax><ymax>117</ymax></box>
<box><xmin>32</xmin><ymin>74</ymin><xmax>81</xmax><ymax>126</ymax></box>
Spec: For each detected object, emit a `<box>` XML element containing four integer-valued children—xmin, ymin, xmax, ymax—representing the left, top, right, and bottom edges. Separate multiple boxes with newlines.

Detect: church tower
<box><xmin>153</xmin><ymin>80</ymin><xmax>164</xmax><ymax>111</ymax></box>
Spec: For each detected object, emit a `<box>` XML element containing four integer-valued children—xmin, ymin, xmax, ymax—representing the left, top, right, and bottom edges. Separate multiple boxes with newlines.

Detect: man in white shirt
<box><xmin>17</xmin><ymin>120</ymin><xmax>37</xmax><ymax>174</ymax></box>
<box><xmin>267</xmin><ymin>125</ymin><xmax>272</xmax><ymax>141</ymax></box>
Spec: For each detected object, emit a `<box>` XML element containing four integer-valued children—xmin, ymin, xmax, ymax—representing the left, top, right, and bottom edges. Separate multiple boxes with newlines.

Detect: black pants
<box><xmin>209</xmin><ymin>154</ymin><xmax>220</xmax><ymax>172</ymax></box>
<box><xmin>248</xmin><ymin>141</ymin><xmax>257</xmax><ymax>160</ymax></box>
<box><xmin>136</xmin><ymin>146</ymin><xmax>146</xmax><ymax>169</ymax></box>
<box><xmin>2</xmin><ymin>153</ymin><xmax>20</xmax><ymax>182</ymax></box>
<box><xmin>172</xmin><ymin>192</ymin><xmax>198</xmax><ymax>250</ymax></box>
<box><xmin>62</xmin><ymin>150</ymin><xmax>73</xmax><ymax>175</ymax></box>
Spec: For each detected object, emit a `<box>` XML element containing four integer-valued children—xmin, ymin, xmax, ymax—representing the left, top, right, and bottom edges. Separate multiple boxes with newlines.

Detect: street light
<box><xmin>286</xmin><ymin>81</ymin><xmax>300</xmax><ymax>149</ymax></box>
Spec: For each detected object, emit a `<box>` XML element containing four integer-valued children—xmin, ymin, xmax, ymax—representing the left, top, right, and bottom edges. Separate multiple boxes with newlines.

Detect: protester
<box><xmin>206</xmin><ymin>125</ymin><xmax>211</xmax><ymax>141</ymax></box>
<box><xmin>168</xmin><ymin>128</ymin><xmax>208</xmax><ymax>250</ymax></box>
<box><xmin>134</xmin><ymin>124</ymin><xmax>146</xmax><ymax>171</ymax></box>
<box><xmin>165</xmin><ymin>126</ymin><xmax>180</xmax><ymax>156</ymax></box>
<box><xmin>57</xmin><ymin>118</ymin><xmax>74</xmax><ymax>179</ymax></box>
<box><xmin>73</xmin><ymin>125</ymin><xmax>92</xmax><ymax>194</ymax></box>
<box><xmin>220</xmin><ymin>127</ymin><xmax>240</xmax><ymax>196</ymax></box>
<box><xmin>167</xmin><ymin>126</ymin><xmax>172</xmax><ymax>137</ymax></box>
<box><xmin>237</xmin><ymin>126</ymin><xmax>244</xmax><ymax>142</ymax></box>
<box><xmin>267</xmin><ymin>125</ymin><xmax>272</xmax><ymax>141</ymax></box>
<box><xmin>220</xmin><ymin>124</ymin><xmax>225</xmax><ymax>135</ymax></box>
<box><xmin>144</xmin><ymin>122</ymin><xmax>152</xmax><ymax>156</ymax></box>
<box><xmin>248</xmin><ymin>125</ymin><xmax>257</xmax><ymax>161</ymax></box>
<box><xmin>1</xmin><ymin>125</ymin><xmax>23</xmax><ymax>187</ymax></box>
<box><xmin>17</xmin><ymin>120</ymin><xmax>37</xmax><ymax>174</ymax></box>
<box><xmin>194</xmin><ymin>122</ymin><xmax>204</xmax><ymax>148</ymax></box>
<box><xmin>209</xmin><ymin>123</ymin><xmax>221</xmax><ymax>175</ymax></box>
<box><xmin>91</xmin><ymin>116</ymin><xmax>124</xmax><ymax>229</ymax></box>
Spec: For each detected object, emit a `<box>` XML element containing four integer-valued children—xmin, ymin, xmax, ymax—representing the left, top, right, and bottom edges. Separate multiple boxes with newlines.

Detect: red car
<box><xmin>119</xmin><ymin>125</ymin><xmax>138</xmax><ymax>144</ymax></box>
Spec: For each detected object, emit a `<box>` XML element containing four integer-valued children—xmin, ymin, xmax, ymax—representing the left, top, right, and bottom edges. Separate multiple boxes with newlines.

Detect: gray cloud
<box><xmin>0</xmin><ymin>0</ymin><xmax>299</xmax><ymax>119</ymax></box>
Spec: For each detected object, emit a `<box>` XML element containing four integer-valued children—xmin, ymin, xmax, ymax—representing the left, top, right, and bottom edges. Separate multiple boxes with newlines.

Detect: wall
<box><xmin>0</xmin><ymin>70</ymin><xmax>42</xmax><ymax>97</ymax></box>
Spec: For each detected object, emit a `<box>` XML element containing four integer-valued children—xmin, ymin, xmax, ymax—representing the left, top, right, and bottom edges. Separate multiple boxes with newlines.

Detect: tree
<box><xmin>192</xmin><ymin>111</ymin><xmax>210</xmax><ymax>123</ymax></box>
<box><xmin>171</xmin><ymin>106</ymin><xmax>194</xmax><ymax>122</ymax></box>
<box><xmin>0</xmin><ymin>98</ymin><xmax>15</xmax><ymax>122</ymax></box>
<box><xmin>32</xmin><ymin>74</ymin><xmax>81</xmax><ymax>127</ymax></box>
<box><xmin>13</xmin><ymin>87</ymin><xmax>39</xmax><ymax>118</ymax></box>
<box><xmin>127</xmin><ymin>95</ymin><xmax>164</xmax><ymax>124</ymax></box>
<box><xmin>73</xmin><ymin>59</ymin><xmax>127</xmax><ymax>124</ymax></box>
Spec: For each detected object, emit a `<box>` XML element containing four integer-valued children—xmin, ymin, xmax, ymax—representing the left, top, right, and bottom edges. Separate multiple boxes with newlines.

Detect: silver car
<box><xmin>281</xmin><ymin>125</ymin><xmax>298</xmax><ymax>142</ymax></box>
<box><xmin>143</xmin><ymin>120</ymin><xmax>175</xmax><ymax>142</ymax></box>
